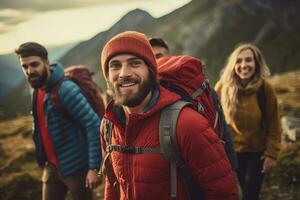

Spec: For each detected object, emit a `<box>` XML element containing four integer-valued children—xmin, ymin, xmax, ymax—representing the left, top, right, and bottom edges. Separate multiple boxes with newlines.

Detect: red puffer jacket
<box><xmin>101</xmin><ymin>86</ymin><xmax>238</xmax><ymax>200</ymax></box>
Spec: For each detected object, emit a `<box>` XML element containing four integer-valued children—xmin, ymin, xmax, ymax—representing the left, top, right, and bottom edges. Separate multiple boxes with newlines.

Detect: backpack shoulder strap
<box><xmin>100</xmin><ymin>118</ymin><xmax>161</xmax><ymax>187</ymax></box>
<box><xmin>159</xmin><ymin>100</ymin><xmax>190</xmax><ymax>161</ymax></box>
<box><xmin>49</xmin><ymin>77</ymin><xmax>68</xmax><ymax>116</ymax></box>
<box><xmin>99</xmin><ymin>118</ymin><xmax>118</xmax><ymax>187</ymax></box>
<box><xmin>209</xmin><ymin>85</ymin><xmax>222</xmax><ymax>135</ymax></box>
<box><xmin>159</xmin><ymin>100</ymin><xmax>200</xmax><ymax>199</ymax></box>
<box><xmin>257</xmin><ymin>80</ymin><xmax>267</xmax><ymax>131</ymax></box>
<box><xmin>209</xmin><ymin>86</ymin><xmax>239</xmax><ymax>170</ymax></box>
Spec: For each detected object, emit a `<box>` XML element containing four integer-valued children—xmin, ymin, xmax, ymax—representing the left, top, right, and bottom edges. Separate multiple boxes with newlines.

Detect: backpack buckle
<box><xmin>106</xmin><ymin>146</ymin><xmax>113</xmax><ymax>153</ymax></box>
<box><xmin>197</xmin><ymin>103</ymin><xmax>205</xmax><ymax>114</ymax></box>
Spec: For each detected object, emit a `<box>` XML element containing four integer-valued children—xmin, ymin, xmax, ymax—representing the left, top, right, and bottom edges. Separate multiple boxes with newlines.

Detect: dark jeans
<box><xmin>41</xmin><ymin>163</ymin><xmax>93</xmax><ymax>200</ymax></box>
<box><xmin>237</xmin><ymin>152</ymin><xmax>264</xmax><ymax>200</ymax></box>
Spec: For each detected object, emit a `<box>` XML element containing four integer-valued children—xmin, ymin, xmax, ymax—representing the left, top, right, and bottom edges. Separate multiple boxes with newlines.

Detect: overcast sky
<box><xmin>0</xmin><ymin>0</ymin><xmax>191</xmax><ymax>54</ymax></box>
<box><xmin>0</xmin><ymin>0</ymin><xmax>139</xmax><ymax>11</ymax></box>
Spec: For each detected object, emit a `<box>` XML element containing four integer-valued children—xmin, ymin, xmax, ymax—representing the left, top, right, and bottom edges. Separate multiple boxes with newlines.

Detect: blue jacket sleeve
<box><xmin>58</xmin><ymin>80</ymin><xmax>102</xmax><ymax>170</ymax></box>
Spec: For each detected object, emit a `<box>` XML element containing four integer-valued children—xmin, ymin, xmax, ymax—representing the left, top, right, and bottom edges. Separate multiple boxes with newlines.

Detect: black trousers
<box><xmin>237</xmin><ymin>152</ymin><xmax>264</xmax><ymax>200</ymax></box>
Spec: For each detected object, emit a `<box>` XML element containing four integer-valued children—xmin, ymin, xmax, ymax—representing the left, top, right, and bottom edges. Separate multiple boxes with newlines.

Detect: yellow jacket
<box><xmin>215</xmin><ymin>79</ymin><xmax>282</xmax><ymax>159</ymax></box>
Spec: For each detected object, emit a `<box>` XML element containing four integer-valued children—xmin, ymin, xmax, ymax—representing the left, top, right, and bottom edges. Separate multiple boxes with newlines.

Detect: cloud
<box><xmin>0</xmin><ymin>0</ymin><xmax>138</xmax><ymax>11</ymax></box>
<box><xmin>0</xmin><ymin>9</ymin><xmax>21</xmax><ymax>17</ymax></box>
<box><xmin>0</xmin><ymin>9</ymin><xmax>34</xmax><ymax>33</ymax></box>
<box><xmin>0</xmin><ymin>0</ymin><xmax>138</xmax><ymax>34</ymax></box>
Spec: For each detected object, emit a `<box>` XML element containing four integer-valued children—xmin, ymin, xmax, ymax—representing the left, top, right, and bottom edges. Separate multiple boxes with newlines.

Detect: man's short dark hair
<box><xmin>149</xmin><ymin>38</ymin><xmax>169</xmax><ymax>51</ymax></box>
<box><xmin>15</xmin><ymin>42</ymin><xmax>48</xmax><ymax>60</ymax></box>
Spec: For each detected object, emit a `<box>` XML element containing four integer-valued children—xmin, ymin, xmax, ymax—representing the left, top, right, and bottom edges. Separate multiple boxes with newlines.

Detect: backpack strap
<box><xmin>209</xmin><ymin>86</ymin><xmax>223</xmax><ymax>137</ymax></box>
<box><xmin>49</xmin><ymin>77</ymin><xmax>68</xmax><ymax>117</ymax></box>
<box><xmin>108</xmin><ymin>145</ymin><xmax>161</xmax><ymax>154</ymax></box>
<box><xmin>191</xmin><ymin>80</ymin><xmax>210</xmax><ymax>115</ymax></box>
<box><xmin>100</xmin><ymin>118</ymin><xmax>161</xmax><ymax>187</ymax></box>
<box><xmin>48</xmin><ymin>77</ymin><xmax>75</xmax><ymax>142</ymax></box>
<box><xmin>257</xmin><ymin>80</ymin><xmax>267</xmax><ymax>132</ymax></box>
<box><xmin>209</xmin><ymin>86</ymin><xmax>239</xmax><ymax>171</ymax></box>
<box><xmin>159</xmin><ymin>100</ymin><xmax>204</xmax><ymax>199</ymax></box>
<box><xmin>191</xmin><ymin>79</ymin><xmax>208</xmax><ymax>99</ymax></box>
<box><xmin>99</xmin><ymin>118</ymin><xmax>118</xmax><ymax>187</ymax></box>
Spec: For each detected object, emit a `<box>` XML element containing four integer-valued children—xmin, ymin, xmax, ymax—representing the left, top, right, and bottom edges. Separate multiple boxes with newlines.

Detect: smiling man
<box><xmin>100</xmin><ymin>31</ymin><xmax>238</xmax><ymax>200</ymax></box>
<box><xmin>15</xmin><ymin>42</ymin><xmax>102</xmax><ymax>200</ymax></box>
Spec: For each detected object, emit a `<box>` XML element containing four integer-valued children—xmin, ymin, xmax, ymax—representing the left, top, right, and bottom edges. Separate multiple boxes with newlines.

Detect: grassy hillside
<box><xmin>0</xmin><ymin>69</ymin><xmax>300</xmax><ymax>199</ymax></box>
<box><xmin>269</xmin><ymin>70</ymin><xmax>300</xmax><ymax>117</ymax></box>
<box><xmin>0</xmin><ymin>117</ymin><xmax>104</xmax><ymax>199</ymax></box>
<box><xmin>260</xmin><ymin>70</ymin><xmax>300</xmax><ymax>199</ymax></box>
<box><xmin>0</xmin><ymin>116</ymin><xmax>41</xmax><ymax>200</ymax></box>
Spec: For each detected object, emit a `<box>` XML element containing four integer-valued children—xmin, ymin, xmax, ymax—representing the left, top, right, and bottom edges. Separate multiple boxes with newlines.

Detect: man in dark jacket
<box><xmin>100</xmin><ymin>31</ymin><xmax>238</xmax><ymax>200</ymax></box>
<box><xmin>15</xmin><ymin>42</ymin><xmax>102</xmax><ymax>200</ymax></box>
<box><xmin>149</xmin><ymin>37</ymin><xmax>170</xmax><ymax>59</ymax></box>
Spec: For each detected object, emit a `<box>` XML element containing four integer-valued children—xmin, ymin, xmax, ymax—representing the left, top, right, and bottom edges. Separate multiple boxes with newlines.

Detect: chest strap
<box><xmin>107</xmin><ymin>145</ymin><xmax>161</xmax><ymax>154</ymax></box>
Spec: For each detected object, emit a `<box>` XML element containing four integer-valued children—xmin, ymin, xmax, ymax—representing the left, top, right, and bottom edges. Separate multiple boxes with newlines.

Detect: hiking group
<box><xmin>15</xmin><ymin>30</ymin><xmax>281</xmax><ymax>200</ymax></box>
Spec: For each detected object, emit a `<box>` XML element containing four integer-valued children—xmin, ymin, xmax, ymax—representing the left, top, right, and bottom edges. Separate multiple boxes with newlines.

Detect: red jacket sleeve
<box><xmin>177</xmin><ymin>107</ymin><xmax>238</xmax><ymax>200</ymax></box>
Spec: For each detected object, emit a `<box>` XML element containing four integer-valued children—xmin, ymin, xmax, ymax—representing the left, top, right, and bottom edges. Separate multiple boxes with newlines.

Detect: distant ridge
<box><xmin>59</xmin><ymin>8</ymin><xmax>155</xmax><ymax>89</ymax></box>
<box><xmin>1</xmin><ymin>0</ymin><xmax>300</xmax><ymax>119</ymax></box>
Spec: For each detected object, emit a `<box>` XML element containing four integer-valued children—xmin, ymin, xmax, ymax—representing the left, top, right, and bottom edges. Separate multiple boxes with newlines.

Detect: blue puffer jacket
<box><xmin>32</xmin><ymin>63</ymin><xmax>102</xmax><ymax>177</ymax></box>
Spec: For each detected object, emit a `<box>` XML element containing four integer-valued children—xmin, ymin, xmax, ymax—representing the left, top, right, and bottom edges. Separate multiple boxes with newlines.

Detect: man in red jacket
<box><xmin>100</xmin><ymin>31</ymin><xmax>238</xmax><ymax>200</ymax></box>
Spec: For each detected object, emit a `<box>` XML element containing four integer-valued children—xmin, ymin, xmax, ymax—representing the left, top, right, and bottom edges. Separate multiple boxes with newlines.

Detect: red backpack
<box><xmin>157</xmin><ymin>55</ymin><xmax>220</xmax><ymax>136</ymax></box>
<box><xmin>50</xmin><ymin>65</ymin><xmax>105</xmax><ymax>118</ymax></box>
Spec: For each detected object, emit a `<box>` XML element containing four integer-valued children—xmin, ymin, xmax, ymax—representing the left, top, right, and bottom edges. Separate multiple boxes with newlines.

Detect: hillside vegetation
<box><xmin>269</xmin><ymin>70</ymin><xmax>300</xmax><ymax>117</ymax></box>
<box><xmin>0</xmin><ymin>116</ymin><xmax>104</xmax><ymax>200</ymax></box>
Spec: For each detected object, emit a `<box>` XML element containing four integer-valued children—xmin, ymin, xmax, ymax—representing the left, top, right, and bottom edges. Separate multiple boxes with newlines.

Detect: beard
<box><xmin>28</xmin><ymin>68</ymin><xmax>48</xmax><ymax>89</ymax></box>
<box><xmin>107</xmin><ymin>75</ymin><xmax>155</xmax><ymax>108</ymax></box>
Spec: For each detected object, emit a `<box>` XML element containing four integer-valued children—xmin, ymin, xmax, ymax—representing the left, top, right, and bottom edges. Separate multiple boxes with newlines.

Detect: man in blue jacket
<box><xmin>15</xmin><ymin>42</ymin><xmax>102</xmax><ymax>200</ymax></box>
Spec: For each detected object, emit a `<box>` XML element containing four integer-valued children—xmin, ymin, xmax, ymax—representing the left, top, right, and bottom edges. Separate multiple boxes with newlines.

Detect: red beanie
<box><xmin>101</xmin><ymin>31</ymin><xmax>157</xmax><ymax>80</ymax></box>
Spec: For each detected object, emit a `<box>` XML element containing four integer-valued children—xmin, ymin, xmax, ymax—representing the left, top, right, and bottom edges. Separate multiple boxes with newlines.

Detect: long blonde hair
<box><xmin>219</xmin><ymin>43</ymin><xmax>270</xmax><ymax>121</ymax></box>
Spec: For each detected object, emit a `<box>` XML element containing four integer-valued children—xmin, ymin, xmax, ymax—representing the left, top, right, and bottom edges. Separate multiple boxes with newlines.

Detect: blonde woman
<box><xmin>215</xmin><ymin>43</ymin><xmax>282</xmax><ymax>200</ymax></box>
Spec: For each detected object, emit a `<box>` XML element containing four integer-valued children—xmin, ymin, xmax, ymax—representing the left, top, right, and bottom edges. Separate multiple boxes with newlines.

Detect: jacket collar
<box><xmin>237</xmin><ymin>77</ymin><xmax>263</xmax><ymax>95</ymax></box>
<box><xmin>45</xmin><ymin>63</ymin><xmax>65</xmax><ymax>92</ymax></box>
<box><xmin>105</xmin><ymin>86</ymin><xmax>180</xmax><ymax>128</ymax></box>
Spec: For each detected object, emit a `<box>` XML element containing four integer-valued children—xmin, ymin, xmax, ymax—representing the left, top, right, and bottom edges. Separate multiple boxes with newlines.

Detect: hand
<box><xmin>85</xmin><ymin>169</ymin><xmax>102</xmax><ymax>189</ymax></box>
<box><xmin>261</xmin><ymin>157</ymin><xmax>276</xmax><ymax>173</ymax></box>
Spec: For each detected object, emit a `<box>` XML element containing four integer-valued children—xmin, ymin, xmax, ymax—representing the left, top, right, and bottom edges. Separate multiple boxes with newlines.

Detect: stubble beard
<box><xmin>107</xmin><ymin>76</ymin><xmax>153</xmax><ymax>108</ymax></box>
<box><xmin>28</xmin><ymin>67</ymin><xmax>48</xmax><ymax>89</ymax></box>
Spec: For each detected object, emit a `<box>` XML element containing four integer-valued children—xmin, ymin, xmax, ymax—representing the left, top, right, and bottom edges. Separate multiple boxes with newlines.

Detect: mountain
<box><xmin>144</xmin><ymin>0</ymin><xmax>300</xmax><ymax>82</ymax></box>
<box><xmin>59</xmin><ymin>8</ymin><xmax>155</xmax><ymax>90</ymax></box>
<box><xmin>1</xmin><ymin>0</ymin><xmax>300</xmax><ymax>119</ymax></box>
<box><xmin>0</xmin><ymin>54</ymin><xmax>24</xmax><ymax>97</ymax></box>
<box><xmin>60</xmin><ymin>0</ymin><xmax>300</xmax><ymax>89</ymax></box>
